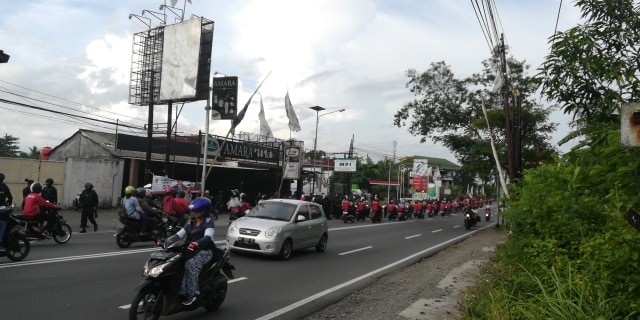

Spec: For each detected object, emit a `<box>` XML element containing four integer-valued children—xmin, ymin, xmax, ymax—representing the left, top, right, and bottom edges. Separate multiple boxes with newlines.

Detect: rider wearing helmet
<box><xmin>135</xmin><ymin>187</ymin><xmax>162</xmax><ymax>220</ymax></box>
<box><xmin>227</xmin><ymin>189</ymin><xmax>242</xmax><ymax>219</ymax></box>
<box><xmin>0</xmin><ymin>172</ymin><xmax>12</xmax><ymax>207</ymax></box>
<box><xmin>42</xmin><ymin>178</ymin><xmax>58</xmax><ymax>204</ymax></box>
<box><xmin>174</xmin><ymin>189</ymin><xmax>189</xmax><ymax>225</ymax></box>
<box><xmin>22</xmin><ymin>182</ymin><xmax>61</xmax><ymax>236</ymax></box>
<box><xmin>121</xmin><ymin>185</ymin><xmax>148</xmax><ymax>235</ymax></box>
<box><xmin>168</xmin><ymin>197</ymin><xmax>216</xmax><ymax>306</ymax></box>
<box><xmin>78</xmin><ymin>182</ymin><xmax>99</xmax><ymax>233</ymax></box>
<box><xmin>163</xmin><ymin>186</ymin><xmax>177</xmax><ymax>219</ymax></box>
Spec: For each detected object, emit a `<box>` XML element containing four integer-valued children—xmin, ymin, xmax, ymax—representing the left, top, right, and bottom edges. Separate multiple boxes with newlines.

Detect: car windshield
<box><xmin>247</xmin><ymin>202</ymin><xmax>297</xmax><ymax>221</ymax></box>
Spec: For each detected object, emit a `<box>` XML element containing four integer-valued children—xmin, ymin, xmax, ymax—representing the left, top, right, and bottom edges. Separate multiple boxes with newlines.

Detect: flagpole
<box><xmin>205</xmin><ymin>71</ymin><xmax>272</xmax><ymax>179</ymax></box>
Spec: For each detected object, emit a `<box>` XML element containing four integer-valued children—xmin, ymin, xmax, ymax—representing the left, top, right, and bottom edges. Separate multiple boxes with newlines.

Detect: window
<box><xmin>310</xmin><ymin>205</ymin><xmax>322</xmax><ymax>219</ymax></box>
<box><xmin>297</xmin><ymin>204</ymin><xmax>310</xmax><ymax>220</ymax></box>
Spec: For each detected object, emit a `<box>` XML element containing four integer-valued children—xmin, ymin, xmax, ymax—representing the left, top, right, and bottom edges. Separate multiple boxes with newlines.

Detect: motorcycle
<box><xmin>15</xmin><ymin>208</ymin><xmax>72</xmax><ymax>244</ymax></box>
<box><xmin>464</xmin><ymin>208</ymin><xmax>480</xmax><ymax>230</ymax></box>
<box><xmin>116</xmin><ymin>212</ymin><xmax>179</xmax><ymax>248</ymax></box>
<box><xmin>1</xmin><ymin>205</ymin><xmax>31</xmax><ymax>261</ymax></box>
<box><xmin>370</xmin><ymin>209</ymin><xmax>381</xmax><ymax>223</ymax></box>
<box><xmin>128</xmin><ymin>237</ymin><xmax>235</xmax><ymax>319</ymax></box>
<box><xmin>342</xmin><ymin>210</ymin><xmax>355</xmax><ymax>223</ymax></box>
<box><xmin>484</xmin><ymin>207</ymin><xmax>491</xmax><ymax>221</ymax></box>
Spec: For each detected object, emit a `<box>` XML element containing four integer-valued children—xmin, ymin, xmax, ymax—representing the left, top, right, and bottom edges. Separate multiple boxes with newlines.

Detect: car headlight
<box><xmin>228</xmin><ymin>221</ymin><xmax>237</xmax><ymax>233</ymax></box>
<box><xmin>264</xmin><ymin>226</ymin><xmax>281</xmax><ymax>238</ymax></box>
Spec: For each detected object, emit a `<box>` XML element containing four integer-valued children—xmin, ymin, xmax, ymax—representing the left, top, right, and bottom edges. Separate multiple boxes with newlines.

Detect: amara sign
<box><xmin>219</xmin><ymin>140</ymin><xmax>279</xmax><ymax>163</ymax></box>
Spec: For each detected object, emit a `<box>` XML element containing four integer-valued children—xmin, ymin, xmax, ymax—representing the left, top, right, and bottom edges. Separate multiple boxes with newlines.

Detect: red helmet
<box><xmin>165</xmin><ymin>186</ymin><xmax>174</xmax><ymax>194</ymax></box>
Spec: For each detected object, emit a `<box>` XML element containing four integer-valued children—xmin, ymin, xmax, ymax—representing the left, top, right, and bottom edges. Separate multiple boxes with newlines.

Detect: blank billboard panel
<box><xmin>160</xmin><ymin>18</ymin><xmax>202</xmax><ymax>101</ymax></box>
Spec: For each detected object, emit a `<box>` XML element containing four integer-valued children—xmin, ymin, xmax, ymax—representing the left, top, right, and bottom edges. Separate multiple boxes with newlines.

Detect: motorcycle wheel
<box><xmin>204</xmin><ymin>276</ymin><xmax>228</xmax><ymax>311</ymax></box>
<box><xmin>6</xmin><ymin>235</ymin><xmax>30</xmax><ymax>261</ymax></box>
<box><xmin>116</xmin><ymin>233</ymin><xmax>133</xmax><ymax>248</ymax></box>
<box><xmin>129</xmin><ymin>289</ymin><xmax>162</xmax><ymax>320</ymax></box>
<box><xmin>464</xmin><ymin>220</ymin><xmax>471</xmax><ymax>230</ymax></box>
<box><xmin>53</xmin><ymin>223</ymin><xmax>72</xmax><ymax>244</ymax></box>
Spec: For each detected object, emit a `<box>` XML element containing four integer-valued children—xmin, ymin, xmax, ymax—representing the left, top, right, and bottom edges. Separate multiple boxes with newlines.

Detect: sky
<box><xmin>0</xmin><ymin>0</ymin><xmax>583</xmax><ymax>165</ymax></box>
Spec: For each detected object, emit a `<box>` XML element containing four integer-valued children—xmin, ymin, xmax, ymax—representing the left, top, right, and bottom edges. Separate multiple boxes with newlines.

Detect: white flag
<box><xmin>259</xmin><ymin>97</ymin><xmax>273</xmax><ymax>137</ymax></box>
<box><xmin>170</xmin><ymin>0</ymin><xmax>179</xmax><ymax>6</ymax></box>
<box><xmin>284</xmin><ymin>91</ymin><xmax>301</xmax><ymax>132</ymax></box>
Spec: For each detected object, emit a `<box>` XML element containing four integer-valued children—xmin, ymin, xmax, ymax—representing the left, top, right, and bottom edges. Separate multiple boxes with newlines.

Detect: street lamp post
<box><xmin>309</xmin><ymin>106</ymin><xmax>345</xmax><ymax>195</ymax></box>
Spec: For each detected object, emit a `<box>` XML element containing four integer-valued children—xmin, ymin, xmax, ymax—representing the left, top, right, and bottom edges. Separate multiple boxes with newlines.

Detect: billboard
<box><xmin>160</xmin><ymin>18</ymin><xmax>202</xmax><ymax>101</ymax></box>
<box><xmin>211</xmin><ymin>76</ymin><xmax>238</xmax><ymax>120</ymax></box>
<box><xmin>283</xmin><ymin>146</ymin><xmax>301</xmax><ymax>179</ymax></box>
<box><xmin>334</xmin><ymin>158</ymin><xmax>357</xmax><ymax>172</ymax></box>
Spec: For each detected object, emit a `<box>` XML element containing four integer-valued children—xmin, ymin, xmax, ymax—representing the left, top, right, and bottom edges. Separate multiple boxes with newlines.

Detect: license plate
<box><xmin>238</xmin><ymin>237</ymin><xmax>255</xmax><ymax>244</ymax></box>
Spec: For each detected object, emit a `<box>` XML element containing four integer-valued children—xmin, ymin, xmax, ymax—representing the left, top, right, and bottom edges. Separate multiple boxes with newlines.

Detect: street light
<box><xmin>310</xmin><ymin>106</ymin><xmax>345</xmax><ymax>194</ymax></box>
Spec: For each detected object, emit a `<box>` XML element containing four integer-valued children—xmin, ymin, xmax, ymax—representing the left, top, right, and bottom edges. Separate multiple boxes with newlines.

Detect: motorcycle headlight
<box><xmin>143</xmin><ymin>256</ymin><xmax>178</xmax><ymax>277</ymax></box>
<box><xmin>264</xmin><ymin>226</ymin><xmax>281</xmax><ymax>238</ymax></box>
<box><xmin>465</xmin><ymin>213</ymin><xmax>471</xmax><ymax>218</ymax></box>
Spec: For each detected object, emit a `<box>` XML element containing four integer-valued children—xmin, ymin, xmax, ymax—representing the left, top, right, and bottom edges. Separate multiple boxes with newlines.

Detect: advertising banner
<box><xmin>283</xmin><ymin>146</ymin><xmax>301</xmax><ymax>179</ymax></box>
<box><xmin>151</xmin><ymin>175</ymin><xmax>202</xmax><ymax>194</ymax></box>
<box><xmin>211</xmin><ymin>76</ymin><xmax>238</xmax><ymax>120</ymax></box>
<box><xmin>334</xmin><ymin>158</ymin><xmax>357</xmax><ymax>172</ymax></box>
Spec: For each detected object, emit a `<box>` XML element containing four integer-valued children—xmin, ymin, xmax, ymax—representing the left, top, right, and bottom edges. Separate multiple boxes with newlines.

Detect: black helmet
<box><xmin>0</xmin><ymin>173</ymin><xmax>4</xmax><ymax>183</ymax></box>
<box><xmin>135</xmin><ymin>187</ymin><xmax>146</xmax><ymax>198</ymax></box>
<box><xmin>176</xmin><ymin>189</ymin><xmax>186</xmax><ymax>197</ymax></box>
<box><xmin>85</xmin><ymin>182</ymin><xmax>93</xmax><ymax>190</ymax></box>
<box><xmin>31</xmin><ymin>182</ymin><xmax>43</xmax><ymax>194</ymax></box>
<box><xmin>45</xmin><ymin>178</ymin><xmax>54</xmax><ymax>185</ymax></box>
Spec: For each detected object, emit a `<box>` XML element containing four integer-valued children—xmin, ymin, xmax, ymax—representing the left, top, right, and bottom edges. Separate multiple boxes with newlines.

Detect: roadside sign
<box><xmin>202</xmin><ymin>138</ymin><xmax>220</xmax><ymax>156</ymax></box>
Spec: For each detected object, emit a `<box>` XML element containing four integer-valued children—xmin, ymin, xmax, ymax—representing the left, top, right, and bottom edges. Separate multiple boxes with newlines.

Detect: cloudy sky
<box><xmin>0</xmin><ymin>0</ymin><xmax>582</xmax><ymax>164</ymax></box>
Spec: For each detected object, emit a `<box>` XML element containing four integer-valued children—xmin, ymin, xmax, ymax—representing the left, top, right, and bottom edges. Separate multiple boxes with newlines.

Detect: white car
<box><xmin>226</xmin><ymin>199</ymin><xmax>328</xmax><ymax>260</ymax></box>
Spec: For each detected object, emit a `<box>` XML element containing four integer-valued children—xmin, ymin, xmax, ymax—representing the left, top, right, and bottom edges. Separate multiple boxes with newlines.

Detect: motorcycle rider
<box><xmin>227</xmin><ymin>189</ymin><xmax>242</xmax><ymax>218</ymax></box>
<box><xmin>240</xmin><ymin>193</ymin><xmax>251</xmax><ymax>215</ymax></box>
<box><xmin>41</xmin><ymin>178</ymin><xmax>58</xmax><ymax>204</ymax></box>
<box><xmin>162</xmin><ymin>186</ymin><xmax>177</xmax><ymax>220</ymax></box>
<box><xmin>175</xmin><ymin>190</ymin><xmax>189</xmax><ymax>225</ymax></box>
<box><xmin>0</xmin><ymin>173</ymin><xmax>12</xmax><ymax>251</ymax></box>
<box><xmin>168</xmin><ymin>197</ymin><xmax>216</xmax><ymax>305</ymax></box>
<box><xmin>370</xmin><ymin>194</ymin><xmax>381</xmax><ymax>219</ymax></box>
<box><xmin>135</xmin><ymin>187</ymin><xmax>163</xmax><ymax>222</ymax></box>
<box><xmin>121</xmin><ymin>186</ymin><xmax>148</xmax><ymax>236</ymax></box>
<box><xmin>341</xmin><ymin>195</ymin><xmax>351</xmax><ymax>214</ymax></box>
<box><xmin>22</xmin><ymin>182</ymin><xmax>61</xmax><ymax>236</ymax></box>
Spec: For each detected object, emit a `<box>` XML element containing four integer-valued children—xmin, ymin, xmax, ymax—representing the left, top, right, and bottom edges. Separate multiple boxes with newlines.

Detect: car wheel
<box><xmin>315</xmin><ymin>234</ymin><xmax>328</xmax><ymax>252</ymax></box>
<box><xmin>278</xmin><ymin>239</ymin><xmax>293</xmax><ymax>260</ymax></box>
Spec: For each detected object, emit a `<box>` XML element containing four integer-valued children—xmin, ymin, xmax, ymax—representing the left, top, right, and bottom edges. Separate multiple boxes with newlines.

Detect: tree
<box><xmin>0</xmin><ymin>133</ymin><xmax>20</xmax><ymax>157</ymax></box>
<box><xmin>18</xmin><ymin>146</ymin><xmax>40</xmax><ymax>159</ymax></box>
<box><xmin>394</xmin><ymin>57</ymin><xmax>557</xmax><ymax>181</ymax></box>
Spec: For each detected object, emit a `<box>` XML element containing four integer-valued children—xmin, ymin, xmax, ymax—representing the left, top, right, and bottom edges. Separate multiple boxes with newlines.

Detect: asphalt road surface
<box><xmin>0</xmin><ymin>207</ymin><xmax>496</xmax><ymax>320</ymax></box>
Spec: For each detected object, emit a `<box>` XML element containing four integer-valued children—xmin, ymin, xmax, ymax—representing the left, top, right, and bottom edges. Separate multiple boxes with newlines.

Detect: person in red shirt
<box><xmin>240</xmin><ymin>193</ymin><xmax>251</xmax><ymax>214</ymax></box>
<box><xmin>174</xmin><ymin>190</ymin><xmax>189</xmax><ymax>225</ymax></box>
<box><xmin>163</xmin><ymin>186</ymin><xmax>177</xmax><ymax>217</ymax></box>
<box><xmin>22</xmin><ymin>182</ymin><xmax>60</xmax><ymax>235</ymax></box>
<box><xmin>371</xmin><ymin>195</ymin><xmax>381</xmax><ymax>221</ymax></box>
<box><xmin>413</xmin><ymin>201</ymin><xmax>423</xmax><ymax>218</ymax></box>
<box><xmin>386</xmin><ymin>200</ymin><xmax>397</xmax><ymax>220</ymax></box>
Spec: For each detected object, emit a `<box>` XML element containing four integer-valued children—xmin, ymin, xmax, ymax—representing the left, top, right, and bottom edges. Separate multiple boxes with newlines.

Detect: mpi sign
<box><xmin>334</xmin><ymin>158</ymin><xmax>357</xmax><ymax>172</ymax></box>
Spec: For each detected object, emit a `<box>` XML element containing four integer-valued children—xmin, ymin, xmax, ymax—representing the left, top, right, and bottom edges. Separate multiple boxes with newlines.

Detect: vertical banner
<box><xmin>211</xmin><ymin>76</ymin><xmax>238</xmax><ymax>120</ymax></box>
<box><xmin>283</xmin><ymin>146</ymin><xmax>301</xmax><ymax>179</ymax></box>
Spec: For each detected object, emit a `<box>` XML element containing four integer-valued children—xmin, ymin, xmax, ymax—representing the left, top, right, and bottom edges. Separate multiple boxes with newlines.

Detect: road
<box><xmin>0</xmin><ymin>207</ymin><xmax>496</xmax><ymax>320</ymax></box>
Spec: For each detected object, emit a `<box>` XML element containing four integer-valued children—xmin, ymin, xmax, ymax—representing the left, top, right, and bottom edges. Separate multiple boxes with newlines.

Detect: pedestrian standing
<box><xmin>78</xmin><ymin>182</ymin><xmax>99</xmax><ymax>233</ymax></box>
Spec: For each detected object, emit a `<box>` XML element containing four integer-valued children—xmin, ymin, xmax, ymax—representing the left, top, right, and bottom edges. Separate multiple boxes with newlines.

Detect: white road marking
<box><xmin>405</xmin><ymin>234</ymin><xmax>421</xmax><ymax>239</ymax></box>
<box><xmin>338</xmin><ymin>246</ymin><xmax>373</xmax><ymax>256</ymax></box>
<box><xmin>432</xmin><ymin>229</ymin><xmax>443</xmax><ymax>233</ymax></box>
<box><xmin>255</xmin><ymin>224</ymin><xmax>495</xmax><ymax>320</ymax></box>
<box><xmin>0</xmin><ymin>240</ymin><xmax>227</xmax><ymax>269</ymax></box>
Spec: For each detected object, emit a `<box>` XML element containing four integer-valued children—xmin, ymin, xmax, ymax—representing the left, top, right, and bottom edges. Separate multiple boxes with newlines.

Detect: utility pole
<box><xmin>499</xmin><ymin>34</ymin><xmax>516</xmax><ymax>182</ymax></box>
<box><xmin>345</xmin><ymin>134</ymin><xmax>354</xmax><ymax>197</ymax></box>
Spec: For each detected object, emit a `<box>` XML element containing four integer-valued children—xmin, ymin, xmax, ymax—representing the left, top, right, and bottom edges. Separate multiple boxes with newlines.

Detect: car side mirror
<box><xmin>296</xmin><ymin>215</ymin><xmax>307</xmax><ymax>222</ymax></box>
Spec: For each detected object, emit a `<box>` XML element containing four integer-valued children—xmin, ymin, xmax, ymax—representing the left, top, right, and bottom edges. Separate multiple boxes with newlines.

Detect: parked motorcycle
<box><xmin>128</xmin><ymin>237</ymin><xmax>235</xmax><ymax>319</ymax></box>
<box><xmin>0</xmin><ymin>205</ymin><xmax>30</xmax><ymax>261</ymax></box>
<box><xmin>484</xmin><ymin>206</ymin><xmax>491</xmax><ymax>221</ymax></box>
<box><xmin>464</xmin><ymin>208</ymin><xmax>480</xmax><ymax>230</ymax></box>
<box><xmin>15</xmin><ymin>208</ymin><xmax>72</xmax><ymax>244</ymax></box>
<box><xmin>116</xmin><ymin>213</ymin><xmax>179</xmax><ymax>248</ymax></box>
